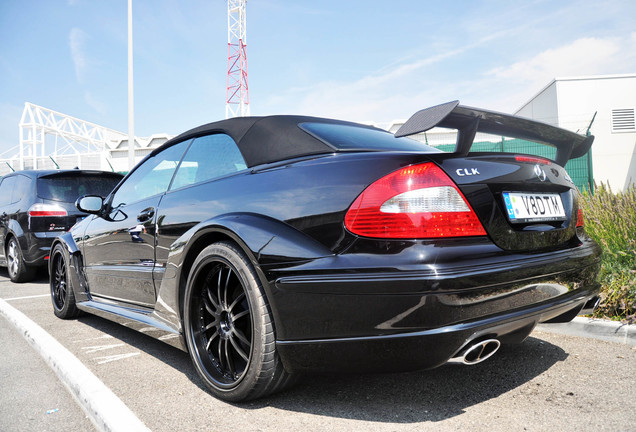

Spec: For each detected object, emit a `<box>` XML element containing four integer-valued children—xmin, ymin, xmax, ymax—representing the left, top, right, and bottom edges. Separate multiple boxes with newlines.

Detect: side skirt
<box><xmin>76</xmin><ymin>300</ymin><xmax>187</xmax><ymax>352</ymax></box>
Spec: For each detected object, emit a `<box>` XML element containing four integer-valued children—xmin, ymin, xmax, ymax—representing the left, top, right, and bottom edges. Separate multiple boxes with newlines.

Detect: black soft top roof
<box><xmin>161</xmin><ymin>102</ymin><xmax>594</xmax><ymax>169</ymax></box>
<box><xmin>164</xmin><ymin>115</ymin><xmax>383</xmax><ymax>168</ymax></box>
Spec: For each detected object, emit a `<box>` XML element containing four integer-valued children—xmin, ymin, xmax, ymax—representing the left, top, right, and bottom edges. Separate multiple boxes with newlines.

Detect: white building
<box><xmin>515</xmin><ymin>74</ymin><xmax>636</xmax><ymax>192</ymax></box>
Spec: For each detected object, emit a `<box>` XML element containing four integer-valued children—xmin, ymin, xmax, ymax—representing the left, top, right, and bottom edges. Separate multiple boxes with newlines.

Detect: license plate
<box><xmin>502</xmin><ymin>192</ymin><xmax>566</xmax><ymax>223</ymax></box>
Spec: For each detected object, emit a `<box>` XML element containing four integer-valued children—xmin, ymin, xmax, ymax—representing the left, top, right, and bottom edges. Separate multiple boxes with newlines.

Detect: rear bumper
<box><xmin>266</xmin><ymin>237</ymin><xmax>601</xmax><ymax>373</ymax></box>
<box><xmin>276</xmin><ymin>290</ymin><xmax>592</xmax><ymax>373</ymax></box>
<box><xmin>22</xmin><ymin>232</ymin><xmax>61</xmax><ymax>266</ymax></box>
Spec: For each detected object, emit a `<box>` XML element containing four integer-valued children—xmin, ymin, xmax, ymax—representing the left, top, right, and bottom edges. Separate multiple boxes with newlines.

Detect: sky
<box><xmin>1</xmin><ymin>0</ymin><xmax>635</xmax><ymax>155</ymax></box>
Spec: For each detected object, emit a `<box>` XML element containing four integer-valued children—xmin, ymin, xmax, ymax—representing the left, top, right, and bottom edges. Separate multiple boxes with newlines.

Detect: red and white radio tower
<box><xmin>226</xmin><ymin>0</ymin><xmax>249</xmax><ymax>118</ymax></box>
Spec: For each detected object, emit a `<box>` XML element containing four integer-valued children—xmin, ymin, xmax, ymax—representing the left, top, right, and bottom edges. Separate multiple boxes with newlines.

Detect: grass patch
<box><xmin>580</xmin><ymin>183</ymin><xmax>636</xmax><ymax>323</ymax></box>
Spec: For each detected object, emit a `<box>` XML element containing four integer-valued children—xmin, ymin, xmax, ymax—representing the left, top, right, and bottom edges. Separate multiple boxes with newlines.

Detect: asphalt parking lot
<box><xmin>1</xmin><ymin>269</ymin><xmax>635</xmax><ymax>432</ymax></box>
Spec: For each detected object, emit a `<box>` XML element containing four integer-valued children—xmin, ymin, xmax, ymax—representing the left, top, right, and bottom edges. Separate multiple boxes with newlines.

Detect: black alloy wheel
<box><xmin>194</xmin><ymin>259</ymin><xmax>252</xmax><ymax>384</ymax></box>
<box><xmin>184</xmin><ymin>241</ymin><xmax>294</xmax><ymax>401</ymax></box>
<box><xmin>50</xmin><ymin>244</ymin><xmax>80</xmax><ymax>319</ymax></box>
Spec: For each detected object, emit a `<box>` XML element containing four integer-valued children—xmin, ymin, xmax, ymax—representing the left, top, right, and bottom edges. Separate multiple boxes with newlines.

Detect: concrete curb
<box><xmin>0</xmin><ymin>298</ymin><xmax>150</xmax><ymax>432</ymax></box>
<box><xmin>536</xmin><ymin>316</ymin><xmax>636</xmax><ymax>346</ymax></box>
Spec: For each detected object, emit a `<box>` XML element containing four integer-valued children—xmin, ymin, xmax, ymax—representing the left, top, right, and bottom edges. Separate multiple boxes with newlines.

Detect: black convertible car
<box><xmin>50</xmin><ymin>101</ymin><xmax>601</xmax><ymax>401</ymax></box>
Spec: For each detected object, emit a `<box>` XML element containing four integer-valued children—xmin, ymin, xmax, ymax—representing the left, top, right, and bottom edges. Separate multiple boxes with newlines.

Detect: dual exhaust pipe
<box><xmin>447</xmin><ymin>295</ymin><xmax>599</xmax><ymax>366</ymax></box>
<box><xmin>447</xmin><ymin>338</ymin><xmax>501</xmax><ymax>365</ymax></box>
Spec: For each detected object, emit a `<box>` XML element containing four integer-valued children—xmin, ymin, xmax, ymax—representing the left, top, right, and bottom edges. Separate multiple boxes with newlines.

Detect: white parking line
<box><xmin>96</xmin><ymin>353</ymin><xmax>141</xmax><ymax>364</ymax></box>
<box><xmin>74</xmin><ymin>334</ymin><xmax>114</xmax><ymax>343</ymax></box>
<box><xmin>82</xmin><ymin>343</ymin><xmax>126</xmax><ymax>354</ymax></box>
<box><xmin>0</xmin><ymin>297</ymin><xmax>150</xmax><ymax>432</ymax></box>
<box><xmin>4</xmin><ymin>294</ymin><xmax>50</xmax><ymax>301</ymax></box>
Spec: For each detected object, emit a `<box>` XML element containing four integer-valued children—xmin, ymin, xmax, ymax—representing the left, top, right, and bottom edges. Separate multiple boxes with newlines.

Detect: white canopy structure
<box><xmin>0</xmin><ymin>103</ymin><xmax>171</xmax><ymax>175</ymax></box>
<box><xmin>18</xmin><ymin>102</ymin><xmax>127</xmax><ymax>170</ymax></box>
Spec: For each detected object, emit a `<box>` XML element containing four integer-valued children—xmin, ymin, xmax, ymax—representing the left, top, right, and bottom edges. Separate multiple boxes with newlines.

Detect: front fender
<box><xmin>50</xmin><ymin>232</ymin><xmax>89</xmax><ymax>303</ymax></box>
<box><xmin>53</xmin><ymin>231</ymin><xmax>80</xmax><ymax>255</ymax></box>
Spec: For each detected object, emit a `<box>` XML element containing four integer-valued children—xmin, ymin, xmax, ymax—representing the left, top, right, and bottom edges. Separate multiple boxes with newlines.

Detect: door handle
<box><xmin>137</xmin><ymin>207</ymin><xmax>155</xmax><ymax>223</ymax></box>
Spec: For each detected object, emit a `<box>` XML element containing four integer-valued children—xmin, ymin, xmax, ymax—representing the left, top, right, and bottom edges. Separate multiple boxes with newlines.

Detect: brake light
<box><xmin>576</xmin><ymin>207</ymin><xmax>584</xmax><ymax>227</ymax></box>
<box><xmin>515</xmin><ymin>155</ymin><xmax>551</xmax><ymax>165</ymax></box>
<box><xmin>28</xmin><ymin>203</ymin><xmax>67</xmax><ymax>217</ymax></box>
<box><xmin>344</xmin><ymin>163</ymin><xmax>487</xmax><ymax>238</ymax></box>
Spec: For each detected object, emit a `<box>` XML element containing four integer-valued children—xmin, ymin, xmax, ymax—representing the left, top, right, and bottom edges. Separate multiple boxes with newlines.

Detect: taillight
<box><xmin>576</xmin><ymin>207</ymin><xmax>584</xmax><ymax>227</ymax></box>
<box><xmin>28</xmin><ymin>203</ymin><xmax>67</xmax><ymax>217</ymax></box>
<box><xmin>344</xmin><ymin>163</ymin><xmax>487</xmax><ymax>238</ymax></box>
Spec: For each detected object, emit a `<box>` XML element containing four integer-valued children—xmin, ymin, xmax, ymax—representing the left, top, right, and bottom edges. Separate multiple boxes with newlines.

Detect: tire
<box><xmin>184</xmin><ymin>241</ymin><xmax>294</xmax><ymax>402</ymax></box>
<box><xmin>50</xmin><ymin>244</ymin><xmax>80</xmax><ymax>319</ymax></box>
<box><xmin>6</xmin><ymin>237</ymin><xmax>35</xmax><ymax>283</ymax></box>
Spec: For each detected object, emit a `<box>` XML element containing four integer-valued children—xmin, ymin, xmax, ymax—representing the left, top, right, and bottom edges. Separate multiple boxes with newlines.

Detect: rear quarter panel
<box><xmin>155</xmin><ymin>152</ymin><xmax>434</xmax><ymax>258</ymax></box>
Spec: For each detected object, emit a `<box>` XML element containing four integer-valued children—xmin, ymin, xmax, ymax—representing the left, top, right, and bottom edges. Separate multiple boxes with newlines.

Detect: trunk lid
<box><xmin>28</xmin><ymin>203</ymin><xmax>90</xmax><ymax>233</ymax></box>
<box><xmin>429</xmin><ymin>153</ymin><xmax>580</xmax><ymax>251</ymax></box>
<box><xmin>31</xmin><ymin>171</ymin><xmax>123</xmax><ymax>233</ymax></box>
<box><xmin>393</xmin><ymin>101</ymin><xmax>592</xmax><ymax>252</ymax></box>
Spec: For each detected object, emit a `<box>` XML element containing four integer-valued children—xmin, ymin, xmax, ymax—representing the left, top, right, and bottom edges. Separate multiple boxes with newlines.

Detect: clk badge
<box><xmin>534</xmin><ymin>164</ymin><xmax>547</xmax><ymax>182</ymax></box>
<box><xmin>456</xmin><ymin>168</ymin><xmax>480</xmax><ymax>176</ymax></box>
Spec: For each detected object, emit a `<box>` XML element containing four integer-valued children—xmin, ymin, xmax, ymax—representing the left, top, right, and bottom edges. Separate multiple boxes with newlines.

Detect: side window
<box><xmin>0</xmin><ymin>177</ymin><xmax>16</xmax><ymax>207</ymax></box>
<box><xmin>10</xmin><ymin>175</ymin><xmax>31</xmax><ymax>204</ymax></box>
<box><xmin>112</xmin><ymin>139</ymin><xmax>192</xmax><ymax>207</ymax></box>
<box><xmin>170</xmin><ymin>134</ymin><xmax>246</xmax><ymax>191</ymax></box>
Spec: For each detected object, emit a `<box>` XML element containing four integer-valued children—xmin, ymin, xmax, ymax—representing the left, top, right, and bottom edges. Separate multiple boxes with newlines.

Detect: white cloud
<box><xmin>257</xmin><ymin>27</ymin><xmax>524</xmax><ymax>122</ymax></box>
<box><xmin>68</xmin><ymin>29</ymin><xmax>107</xmax><ymax>116</ymax></box>
<box><xmin>259</xmin><ymin>45</ymin><xmax>486</xmax><ymax>122</ymax></box>
<box><xmin>84</xmin><ymin>91</ymin><xmax>106</xmax><ymax>115</ymax></box>
<box><xmin>0</xmin><ymin>103</ymin><xmax>24</xmax><ymax>156</ymax></box>
<box><xmin>69</xmin><ymin>28</ymin><xmax>88</xmax><ymax>84</ymax></box>
<box><xmin>261</xmin><ymin>34</ymin><xmax>636</xmax><ymax>123</ymax></box>
<box><xmin>484</xmin><ymin>34</ymin><xmax>636</xmax><ymax>111</ymax></box>
<box><xmin>489</xmin><ymin>37</ymin><xmax>622</xmax><ymax>86</ymax></box>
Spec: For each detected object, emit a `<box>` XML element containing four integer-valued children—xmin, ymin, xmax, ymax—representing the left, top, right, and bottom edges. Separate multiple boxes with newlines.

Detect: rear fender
<box><xmin>156</xmin><ymin>212</ymin><xmax>334</xmax><ymax>333</ymax></box>
<box><xmin>172</xmin><ymin>212</ymin><xmax>334</xmax><ymax>267</ymax></box>
<box><xmin>4</xmin><ymin>219</ymin><xmax>26</xmax><ymax>251</ymax></box>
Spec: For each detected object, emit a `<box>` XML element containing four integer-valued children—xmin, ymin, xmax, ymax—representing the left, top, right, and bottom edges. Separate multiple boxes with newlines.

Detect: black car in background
<box><xmin>50</xmin><ymin>101</ymin><xmax>601</xmax><ymax>401</ymax></box>
<box><xmin>0</xmin><ymin>169</ymin><xmax>123</xmax><ymax>282</ymax></box>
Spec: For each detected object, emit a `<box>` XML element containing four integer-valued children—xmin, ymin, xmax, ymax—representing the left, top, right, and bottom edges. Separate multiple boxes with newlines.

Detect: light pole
<box><xmin>127</xmin><ymin>0</ymin><xmax>135</xmax><ymax>171</ymax></box>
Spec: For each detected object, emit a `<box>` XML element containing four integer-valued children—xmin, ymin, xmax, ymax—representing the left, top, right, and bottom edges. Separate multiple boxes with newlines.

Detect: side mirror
<box><xmin>76</xmin><ymin>195</ymin><xmax>104</xmax><ymax>214</ymax></box>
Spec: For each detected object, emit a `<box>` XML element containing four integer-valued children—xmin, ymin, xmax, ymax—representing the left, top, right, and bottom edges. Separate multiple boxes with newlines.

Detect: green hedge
<box><xmin>580</xmin><ymin>183</ymin><xmax>636</xmax><ymax>323</ymax></box>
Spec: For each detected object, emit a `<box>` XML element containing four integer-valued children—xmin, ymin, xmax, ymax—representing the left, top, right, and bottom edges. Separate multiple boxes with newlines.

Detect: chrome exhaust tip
<box><xmin>448</xmin><ymin>339</ymin><xmax>501</xmax><ymax>365</ymax></box>
<box><xmin>579</xmin><ymin>295</ymin><xmax>601</xmax><ymax>316</ymax></box>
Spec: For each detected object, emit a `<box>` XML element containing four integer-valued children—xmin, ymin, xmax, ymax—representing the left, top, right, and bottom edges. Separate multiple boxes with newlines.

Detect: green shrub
<box><xmin>580</xmin><ymin>183</ymin><xmax>636</xmax><ymax>323</ymax></box>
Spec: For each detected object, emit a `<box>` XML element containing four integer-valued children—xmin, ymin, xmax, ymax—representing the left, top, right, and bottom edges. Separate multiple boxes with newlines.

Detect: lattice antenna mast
<box><xmin>226</xmin><ymin>0</ymin><xmax>249</xmax><ymax>118</ymax></box>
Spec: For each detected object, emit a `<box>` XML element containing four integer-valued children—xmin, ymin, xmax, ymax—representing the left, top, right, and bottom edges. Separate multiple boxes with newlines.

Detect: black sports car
<box><xmin>50</xmin><ymin>101</ymin><xmax>601</xmax><ymax>401</ymax></box>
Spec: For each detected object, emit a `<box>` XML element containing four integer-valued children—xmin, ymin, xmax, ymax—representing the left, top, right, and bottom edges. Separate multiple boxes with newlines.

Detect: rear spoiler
<box><xmin>395</xmin><ymin>100</ymin><xmax>594</xmax><ymax>166</ymax></box>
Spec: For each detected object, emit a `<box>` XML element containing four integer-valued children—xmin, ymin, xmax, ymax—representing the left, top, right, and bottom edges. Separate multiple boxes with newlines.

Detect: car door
<box><xmin>154</xmin><ymin>133</ymin><xmax>248</xmax><ymax>287</ymax></box>
<box><xmin>81</xmin><ymin>139</ymin><xmax>192</xmax><ymax>307</ymax></box>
